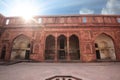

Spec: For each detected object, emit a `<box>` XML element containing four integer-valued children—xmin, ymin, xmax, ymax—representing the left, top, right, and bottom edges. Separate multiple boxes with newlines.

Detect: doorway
<box><xmin>69</xmin><ymin>35</ymin><xmax>80</xmax><ymax>60</ymax></box>
<box><xmin>45</xmin><ymin>35</ymin><xmax>55</xmax><ymax>60</ymax></box>
<box><xmin>58</xmin><ymin>35</ymin><xmax>67</xmax><ymax>60</ymax></box>
<box><xmin>0</xmin><ymin>46</ymin><xmax>6</xmax><ymax>60</ymax></box>
<box><xmin>11</xmin><ymin>35</ymin><xmax>31</xmax><ymax>60</ymax></box>
<box><xmin>95</xmin><ymin>43</ymin><xmax>100</xmax><ymax>59</ymax></box>
<box><xmin>95</xmin><ymin>34</ymin><xmax>116</xmax><ymax>60</ymax></box>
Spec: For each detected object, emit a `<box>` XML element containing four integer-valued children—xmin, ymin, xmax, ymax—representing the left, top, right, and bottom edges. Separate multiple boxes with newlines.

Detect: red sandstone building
<box><xmin>0</xmin><ymin>13</ymin><xmax>120</xmax><ymax>62</ymax></box>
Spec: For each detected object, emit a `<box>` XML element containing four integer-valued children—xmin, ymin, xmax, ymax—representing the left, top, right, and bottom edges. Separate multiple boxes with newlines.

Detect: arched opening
<box><xmin>11</xmin><ymin>35</ymin><xmax>31</xmax><ymax>60</ymax></box>
<box><xmin>0</xmin><ymin>46</ymin><xmax>6</xmax><ymax>60</ymax></box>
<box><xmin>95</xmin><ymin>33</ymin><xmax>116</xmax><ymax>61</ymax></box>
<box><xmin>69</xmin><ymin>35</ymin><xmax>80</xmax><ymax>60</ymax></box>
<box><xmin>57</xmin><ymin>35</ymin><xmax>67</xmax><ymax>60</ymax></box>
<box><xmin>45</xmin><ymin>35</ymin><xmax>55</xmax><ymax>60</ymax></box>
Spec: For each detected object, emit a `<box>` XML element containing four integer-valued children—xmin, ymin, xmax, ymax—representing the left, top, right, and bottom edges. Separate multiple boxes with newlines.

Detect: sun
<box><xmin>15</xmin><ymin>6</ymin><xmax>33</xmax><ymax>20</ymax></box>
<box><xmin>11</xmin><ymin>3</ymin><xmax>38</xmax><ymax>21</ymax></box>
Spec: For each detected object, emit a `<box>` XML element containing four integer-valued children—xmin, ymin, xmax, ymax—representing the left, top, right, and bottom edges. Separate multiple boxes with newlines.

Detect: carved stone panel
<box><xmin>33</xmin><ymin>44</ymin><xmax>39</xmax><ymax>54</ymax></box>
<box><xmin>80</xmin><ymin>30</ymin><xmax>91</xmax><ymax>41</ymax></box>
<box><xmin>80</xmin><ymin>42</ymin><xmax>93</xmax><ymax>54</ymax></box>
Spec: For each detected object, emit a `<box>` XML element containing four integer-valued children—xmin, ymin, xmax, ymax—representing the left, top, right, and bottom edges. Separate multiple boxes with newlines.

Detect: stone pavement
<box><xmin>0</xmin><ymin>62</ymin><xmax>120</xmax><ymax>80</ymax></box>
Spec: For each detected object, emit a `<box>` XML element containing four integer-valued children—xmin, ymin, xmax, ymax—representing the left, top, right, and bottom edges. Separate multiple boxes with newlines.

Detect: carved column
<box><xmin>67</xmin><ymin>37</ymin><xmax>70</xmax><ymax>61</ymax></box>
<box><xmin>55</xmin><ymin>37</ymin><xmax>58</xmax><ymax>61</ymax></box>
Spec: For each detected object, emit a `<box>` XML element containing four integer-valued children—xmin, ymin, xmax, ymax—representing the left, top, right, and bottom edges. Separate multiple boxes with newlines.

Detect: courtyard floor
<box><xmin>0</xmin><ymin>62</ymin><xmax>120</xmax><ymax>80</ymax></box>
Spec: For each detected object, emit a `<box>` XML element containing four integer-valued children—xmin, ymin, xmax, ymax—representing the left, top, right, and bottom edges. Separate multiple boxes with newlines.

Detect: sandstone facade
<box><xmin>0</xmin><ymin>14</ymin><xmax>120</xmax><ymax>62</ymax></box>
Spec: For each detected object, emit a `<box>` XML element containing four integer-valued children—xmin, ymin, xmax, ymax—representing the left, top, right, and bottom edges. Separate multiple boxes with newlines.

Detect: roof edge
<box><xmin>5</xmin><ymin>14</ymin><xmax>120</xmax><ymax>18</ymax></box>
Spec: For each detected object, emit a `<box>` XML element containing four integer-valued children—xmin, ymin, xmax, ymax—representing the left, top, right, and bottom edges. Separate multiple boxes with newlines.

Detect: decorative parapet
<box><xmin>0</xmin><ymin>13</ymin><xmax>5</xmax><ymax>27</ymax></box>
<box><xmin>3</xmin><ymin>15</ymin><xmax>120</xmax><ymax>27</ymax></box>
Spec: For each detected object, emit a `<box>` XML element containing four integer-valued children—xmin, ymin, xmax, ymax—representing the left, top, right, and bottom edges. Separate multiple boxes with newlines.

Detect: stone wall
<box><xmin>0</xmin><ymin>14</ymin><xmax>120</xmax><ymax>62</ymax></box>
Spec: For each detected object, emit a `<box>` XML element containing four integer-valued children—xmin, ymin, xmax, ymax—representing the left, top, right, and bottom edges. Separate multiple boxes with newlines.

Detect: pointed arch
<box><xmin>94</xmin><ymin>33</ymin><xmax>116</xmax><ymax>61</ymax></box>
<box><xmin>69</xmin><ymin>34</ymin><xmax>80</xmax><ymax>60</ymax></box>
<box><xmin>57</xmin><ymin>34</ymin><xmax>66</xmax><ymax>38</ymax></box>
<box><xmin>45</xmin><ymin>35</ymin><xmax>55</xmax><ymax>43</ymax></box>
<box><xmin>11</xmin><ymin>34</ymin><xmax>31</xmax><ymax>60</ymax></box>
<box><xmin>69</xmin><ymin>34</ymin><xmax>79</xmax><ymax>38</ymax></box>
<box><xmin>45</xmin><ymin>35</ymin><xmax>55</xmax><ymax>60</ymax></box>
<box><xmin>94</xmin><ymin>33</ymin><xmax>115</xmax><ymax>42</ymax></box>
<box><xmin>13</xmin><ymin>34</ymin><xmax>30</xmax><ymax>43</ymax></box>
<box><xmin>57</xmin><ymin>35</ymin><xmax>67</xmax><ymax>49</ymax></box>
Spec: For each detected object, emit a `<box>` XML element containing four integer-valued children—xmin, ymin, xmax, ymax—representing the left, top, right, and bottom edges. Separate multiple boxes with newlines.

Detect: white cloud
<box><xmin>79</xmin><ymin>8</ymin><xmax>94</xmax><ymax>14</ymax></box>
<box><xmin>101</xmin><ymin>0</ymin><xmax>120</xmax><ymax>14</ymax></box>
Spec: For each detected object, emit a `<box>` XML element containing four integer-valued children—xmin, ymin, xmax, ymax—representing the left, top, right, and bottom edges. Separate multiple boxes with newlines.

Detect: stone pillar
<box><xmin>39</xmin><ymin>32</ymin><xmax>45</xmax><ymax>61</ymax></box>
<box><xmin>67</xmin><ymin>37</ymin><xmax>70</xmax><ymax>61</ymax></box>
<box><xmin>54</xmin><ymin>37</ymin><xmax>58</xmax><ymax>61</ymax></box>
<box><xmin>113</xmin><ymin>39</ymin><xmax>120</xmax><ymax>61</ymax></box>
<box><xmin>30</xmin><ymin>39</ymin><xmax>34</xmax><ymax>54</ymax></box>
<box><xmin>4</xmin><ymin>42</ymin><xmax>11</xmax><ymax>61</ymax></box>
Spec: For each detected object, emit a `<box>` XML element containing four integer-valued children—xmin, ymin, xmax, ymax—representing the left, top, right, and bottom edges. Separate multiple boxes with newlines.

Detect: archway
<box><xmin>11</xmin><ymin>35</ymin><xmax>31</xmax><ymax>60</ymax></box>
<box><xmin>57</xmin><ymin>35</ymin><xmax>67</xmax><ymax>60</ymax></box>
<box><xmin>45</xmin><ymin>35</ymin><xmax>55</xmax><ymax>60</ymax></box>
<box><xmin>0</xmin><ymin>46</ymin><xmax>6</xmax><ymax>60</ymax></box>
<box><xmin>69</xmin><ymin>35</ymin><xmax>80</xmax><ymax>60</ymax></box>
<box><xmin>95</xmin><ymin>34</ymin><xmax>116</xmax><ymax>61</ymax></box>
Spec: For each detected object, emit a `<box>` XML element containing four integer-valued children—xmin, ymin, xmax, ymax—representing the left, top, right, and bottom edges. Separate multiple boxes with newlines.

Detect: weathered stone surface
<box><xmin>0</xmin><ymin>14</ymin><xmax>120</xmax><ymax>62</ymax></box>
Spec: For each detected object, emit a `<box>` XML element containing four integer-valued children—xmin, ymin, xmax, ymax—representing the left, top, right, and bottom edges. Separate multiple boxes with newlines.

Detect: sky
<box><xmin>0</xmin><ymin>0</ymin><xmax>120</xmax><ymax>17</ymax></box>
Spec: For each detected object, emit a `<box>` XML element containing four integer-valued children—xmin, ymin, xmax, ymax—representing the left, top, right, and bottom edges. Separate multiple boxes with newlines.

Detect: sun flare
<box><xmin>11</xmin><ymin>3</ymin><xmax>38</xmax><ymax>21</ymax></box>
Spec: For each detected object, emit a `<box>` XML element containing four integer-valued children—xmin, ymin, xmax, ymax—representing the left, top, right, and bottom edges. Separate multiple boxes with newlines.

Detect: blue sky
<box><xmin>0</xmin><ymin>0</ymin><xmax>120</xmax><ymax>17</ymax></box>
